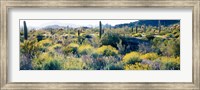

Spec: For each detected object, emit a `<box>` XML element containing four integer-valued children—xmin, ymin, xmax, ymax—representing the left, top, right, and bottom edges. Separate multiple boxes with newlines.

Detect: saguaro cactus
<box><xmin>144</xmin><ymin>24</ymin><xmax>146</xmax><ymax>33</ymax></box>
<box><xmin>78</xmin><ymin>30</ymin><xmax>80</xmax><ymax>37</ymax></box>
<box><xmin>23</xmin><ymin>21</ymin><xmax>28</xmax><ymax>40</ymax></box>
<box><xmin>77</xmin><ymin>29</ymin><xmax>81</xmax><ymax>44</ymax></box>
<box><xmin>135</xmin><ymin>26</ymin><xmax>138</xmax><ymax>33</ymax></box>
<box><xmin>131</xmin><ymin>26</ymin><xmax>134</xmax><ymax>32</ymax></box>
<box><xmin>158</xmin><ymin>20</ymin><xmax>161</xmax><ymax>33</ymax></box>
<box><xmin>99</xmin><ymin>21</ymin><xmax>102</xmax><ymax>38</ymax></box>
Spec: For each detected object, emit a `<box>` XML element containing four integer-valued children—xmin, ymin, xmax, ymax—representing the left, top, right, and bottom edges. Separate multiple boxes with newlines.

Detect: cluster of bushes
<box><xmin>122</xmin><ymin>51</ymin><xmax>180</xmax><ymax>70</ymax></box>
<box><xmin>151</xmin><ymin>37</ymin><xmax>180</xmax><ymax>57</ymax></box>
<box><xmin>20</xmin><ymin>24</ymin><xmax>180</xmax><ymax>70</ymax></box>
<box><xmin>20</xmin><ymin>36</ymin><xmax>124</xmax><ymax>70</ymax></box>
<box><xmin>97</xmin><ymin>45</ymin><xmax>118</xmax><ymax>56</ymax></box>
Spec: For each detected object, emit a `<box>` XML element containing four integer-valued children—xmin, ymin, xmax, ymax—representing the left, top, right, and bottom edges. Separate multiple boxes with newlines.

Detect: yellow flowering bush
<box><xmin>78</xmin><ymin>44</ymin><xmax>94</xmax><ymax>55</ymax></box>
<box><xmin>38</xmin><ymin>39</ymin><xmax>52</xmax><ymax>47</ymax></box>
<box><xmin>68</xmin><ymin>43</ymin><xmax>79</xmax><ymax>47</ymax></box>
<box><xmin>97</xmin><ymin>45</ymin><xmax>118</xmax><ymax>56</ymax></box>
<box><xmin>140</xmin><ymin>52</ymin><xmax>158</xmax><ymax>60</ymax></box>
<box><xmin>32</xmin><ymin>52</ymin><xmax>66</xmax><ymax>70</ymax></box>
<box><xmin>36</xmin><ymin>39</ymin><xmax>53</xmax><ymax>52</ymax></box>
<box><xmin>63</xmin><ymin>57</ymin><xmax>84</xmax><ymax>70</ymax></box>
<box><xmin>32</xmin><ymin>52</ymin><xmax>53</xmax><ymax>70</ymax></box>
<box><xmin>160</xmin><ymin>56</ymin><xmax>180</xmax><ymax>63</ymax></box>
<box><xmin>20</xmin><ymin>40</ymin><xmax>40</xmax><ymax>57</ymax></box>
<box><xmin>124</xmin><ymin>63</ymin><xmax>152</xmax><ymax>70</ymax></box>
<box><xmin>122</xmin><ymin>52</ymin><xmax>142</xmax><ymax>64</ymax></box>
<box><xmin>37</xmin><ymin>52</ymin><xmax>53</xmax><ymax>61</ymax></box>
<box><xmin>48</xmin><ymin>44</ymin><xmax>62</xmax><ymax>51</ymax></box>
<box><xmin>132</xmin><ymin>33</ymin><xmax>142</xmax><ymax>37</ymax></box>
<box><xmin>160</xmin><ymin>56</ymin><xmax>180</xmax><ymax>70</ymax></box>
<box><xmin>62</xmin><ymin>43</ymin><xmax>79</xmax><ymax>55</ymax></box>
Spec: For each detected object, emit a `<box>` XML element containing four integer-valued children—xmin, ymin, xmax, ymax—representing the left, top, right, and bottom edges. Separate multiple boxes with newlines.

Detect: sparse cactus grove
<box><xmin>20</xmin><ymin>20</ymin><xmax>180</xmax><ymax>70</ymax></box>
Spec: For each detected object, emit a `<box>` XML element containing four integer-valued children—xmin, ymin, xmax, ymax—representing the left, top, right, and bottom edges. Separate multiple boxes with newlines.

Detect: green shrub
<box><xmin>122</xmin><ymin>52</ymin><xmax>142</xmax><ymax>64</ymax></box>
<box><xmin>165</xmin><ymin>33</ymin><xmax>174</xmax><ymax>38</ymax></box>
<box><xmin>104</xmin><ymin>61</ymin><xmax>124</xmax><ymax>70</ymax></box>
<box><xmin>63</xmin><ymin>57</ymin><xmax>84</xmax><ymax>70</ymax></box>
<box><xmin>82</xmin><ymin>55</ymin><xmax>122</xmax><ymax>70</ymax></box>
<box><xmin>172</xmin><ymin>30</ymin><xmax>179</xmax><ymax>34</ymax></box>
<box><xmin>152</xmin><ymin>37</ymin><xmax>164</xmax><ymax>45</ymax></box>
<box><xmin>32</xmin><ymin>51</ymin><xmax>68</xmax><ymax>70</ymax></box>
<box><xmin>165</xmin><ymin>39</ymin><xmax>180</xmax><ymax>57</ymax></box>
<box><xmin>82</xmin><ymin>56</ymin><xmax>106</xmax><ymax>70</ymax></box>
<box><xmin>159</xmin><ymin>30</ymin><xmax>169</xmax><ymax>35</ymax></box>
<box><xmin>160</xmin><ymin>57</ymin><xmax>180</xmax><ymax>70</ymax></box>
<box><xmin>151</xmin><ymin>38</ymin><xmax>164</xmax><ymax>54</ymax></box>
<box><xmin>91</xmin><ymin>36</ymin><xmax>101</xmax><ymax>48</ymax></box>
<box><xmin>36</xmin><ymin>33</ymin><xmax>45</xmax><ymax>42</ymax></box>
<box><xmin>151</xmin><ymin>37</ymin><xmax>180</xmax><ymax>57</ymax></box>
<box><xmin>164</xmin><ymin>62</ymin><xmax>180</xmax><ymax>70</ymax></box>
<box><xmin>77</xmin><ymin>36</ymin><xmax>85</xmax><ymax>44</ymax></box>
<box><xmin>174</xmin><ymin>33</ymin><xmax>180</xmax><ymax>38</ymax></box>
<box><xmin>97</xmin><ymin>45</ymin><xmax>118</xmax><ymax>56</ymax></box>
<box><xmin>145</xmin><ymin>33</ymin><xmax>154</xmax><ymax>40</ymax></box>
<box><xmin>116</xmin><ymin>39</ymin><xmax>126</xmax><ymax>54</ymax></box>
<box><xmin>100</xmin><ymin>32</ymin><xmax>121</xmax><ymax>48</ymax></box>
<box><xmin>138</xmin><ymin>42</ymin><xmax>153</xmax><ymax>54</ymax></box>
<box><xmin>32</xmin><ymin>52</ymin><xmax>53</xmax><ymax>70</ymax></box>
<box><xmin>43</xmin><ymin>60</ymin><xmax>62</xmax><ymax>70</ymax></box>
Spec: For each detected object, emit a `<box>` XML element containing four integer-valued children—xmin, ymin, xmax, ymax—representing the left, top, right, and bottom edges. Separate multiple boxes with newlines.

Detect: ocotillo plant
<box><xmin>158</xmin><ymin>20</ymin><xmax>161</xmax><ymax>33</ymax></box>
<box><xmin>99</xmin><ymin>21</ymin><xmax>102</xmax><ymax>38</ymax></box>
<box><xmin>23</xmin><ymin>21</ymin><xmax>28</xmax><ymax>40</ymax></box>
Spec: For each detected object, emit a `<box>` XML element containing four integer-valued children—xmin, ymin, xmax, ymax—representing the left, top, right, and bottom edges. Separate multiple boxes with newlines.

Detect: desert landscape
<box><xmin>20</xmin><ymin>20</ymin><xmax>180</xmax><ymax>70</ymax></box>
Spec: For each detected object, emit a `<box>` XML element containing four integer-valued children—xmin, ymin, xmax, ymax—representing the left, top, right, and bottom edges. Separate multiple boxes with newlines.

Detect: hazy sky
<box><xmin>19</xmin><ymin>20</ymin><xmax>138</xmax><ymax>28</ymax></box>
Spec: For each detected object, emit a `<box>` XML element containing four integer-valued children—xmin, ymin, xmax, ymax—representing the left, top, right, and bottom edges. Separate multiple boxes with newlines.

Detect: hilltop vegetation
<box><xmin>20</xmin><ymin>20</ymin><xmax>180</xmax><ymax>70</ymax></box>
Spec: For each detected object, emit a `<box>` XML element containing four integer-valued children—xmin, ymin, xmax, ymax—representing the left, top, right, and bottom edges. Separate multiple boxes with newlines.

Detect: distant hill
<box><xmin>42</xmin><ymin>25</ymin><xmax>65</xmax><ymax>30</ymax></box>
<box><xmin>114</xmin><ymin>20</ymin><xmax>180</xmax><ymax>28</ymax></box>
